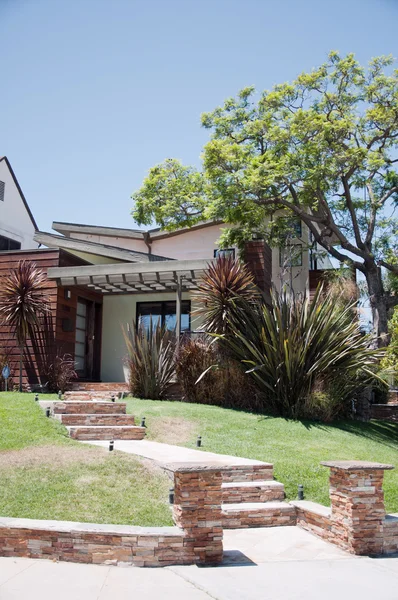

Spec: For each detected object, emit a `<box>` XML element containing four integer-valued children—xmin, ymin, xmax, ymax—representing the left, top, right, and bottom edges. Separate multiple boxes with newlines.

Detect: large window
<box><xmin>0</xmin><ymin>235</ymin><xmax>21</xmax><ymax>251</ymax></box>
<box><xmin>279</xmin><ymin>244</ymin><xmax>303</xmax><ymax>268</ymax></box>
<box><xmin>137</xmin><ymin>300</ymin><xmax>191</xmax><ymax>332</ymax></box>
<box><xmin>214</xmin><ymin>248</ymin><xmax>235</xmax><ymax>259</ymax></box>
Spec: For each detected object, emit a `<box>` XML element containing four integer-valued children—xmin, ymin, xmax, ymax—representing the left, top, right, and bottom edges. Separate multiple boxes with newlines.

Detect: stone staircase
<box><xmin>51</xmin><ymin>398</ymin><xmax>146</xmax><ymax>441</ymax></box>
<box><xmin>219</xmin><ymin>463</ymin><xmax>296</xmax><ymax>529</ymax></box>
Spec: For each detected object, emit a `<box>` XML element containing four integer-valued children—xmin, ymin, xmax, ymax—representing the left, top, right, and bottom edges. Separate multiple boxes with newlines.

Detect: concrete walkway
<box><xmin>0</xmin><ymin>527</ymin><xmax>397</xmax><ymax>599</ymax></box>
<box><xmin>81</xmin><ymin>439</ymin><xmax>269</xmax><ymax>467</ymax></box>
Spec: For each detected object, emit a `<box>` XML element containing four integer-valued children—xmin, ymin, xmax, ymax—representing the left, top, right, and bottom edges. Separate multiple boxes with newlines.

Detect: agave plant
<box><xmin>193</xmin><ymin>255</ymin><xmax>260</xmax><ymax>336</ymax></box>
<box><xmin>122</xmin><ymin>319</ymin><xmax>176</xmax><ymax>399</ymax></box>
<box><xmin>224</xmin><ymin>287</ymin><xmax>384</xmax><ymax>419</ymax></box>
<box><xmin>0</xmin><ymin>261</ymin><xmax>49</xmax><ymax>391</ymax></box>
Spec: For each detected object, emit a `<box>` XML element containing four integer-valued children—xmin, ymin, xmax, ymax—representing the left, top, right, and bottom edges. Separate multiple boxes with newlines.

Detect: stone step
<box><xmin>221</xmin><ymin>464</ymin><xmax>274</xmax><ymax>483</ymax></box>
<box><xmin>60</xmin><ymin>414</ymin><xmax>136</xmax><ymax>426</ymax></box>
<box><xmin>221</xmin><ymin>501</ymin><xmax>296</xmax><ymax>529</ymax></box>
<box><xmin>67</xmin><ymin>425</ymin><xmax>146</xmax><ymax>441</ymax></box>
<box><xmin>53</xmin><ymin>401</ymin><xmax>127</xmax><ymax>415</ymax></box>
<box><xmin>222</xmin><ymin>480</ymin><xmax>285</xmax><ymax>504</ymax></box>
<box><xmin>64</xmin><ymin>391</ymin><xmax>125</xmax><ymax>401</ymax></box>
<box><xmin>70</xmin><ymin>382</ymin><xmax>129</xmax><ymax>392</ymax></box>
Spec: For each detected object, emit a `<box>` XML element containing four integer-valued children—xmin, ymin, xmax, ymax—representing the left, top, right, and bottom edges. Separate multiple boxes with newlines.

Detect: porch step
<box><xmin>70</xmin><ymin>382</ymin><xmax>129</xmax><ymax>392</ymax></box>
<box><xmin>60</xmin><ymin>414</ymin><xmax>136</xmax><ymax>426</ymax></box>
<box><xmin>67</xmin><ymin>425</ymin><xmax>146</xmax><ymax>441</ymax></box>
<box><xmin>222</xmin><ymin>464</ymin><xmax>274</xmax><ymax>483</ymax></box>
<box><xmin>222</xmin><ymin>501</ymin><xmax>296</xmax><ymax>529</ymax></box>
<box><xmin>222</xmin><ymin>480</ymin><xmax>285</xmax><ymax>504</ymax></box>
<box><xmin>388</xmin><ymin>390</ymin><xmax>398</xmax><ymax>405</ymax></box>
<box><xmin>53</xmin><ymin>401</ymin><xmax>127</xmax><ymax>415</ymax></box>
<box><xmin>64</xmin><ymin>391</ymin><xmax>125</xmax><ymax>401</ymax></box>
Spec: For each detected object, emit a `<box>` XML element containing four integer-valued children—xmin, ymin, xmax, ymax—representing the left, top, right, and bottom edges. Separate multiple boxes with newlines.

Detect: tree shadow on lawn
<box><xmin>257</xmin><ymin>415</ymin><xmax>398</xmax><ymax>449</ymax></box>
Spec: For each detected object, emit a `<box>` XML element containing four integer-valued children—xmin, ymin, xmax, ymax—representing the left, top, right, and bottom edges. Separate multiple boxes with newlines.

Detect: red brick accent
<box><xmin>60</xmin><ymin>414</ymin><xmax>136</xmax><ymax>426</ymax></box>
<box><xmin>52</xmin><ymin>401</ymin><xmax>127</xmax><ymax>414</ymax></box>
<box><xmin>67</xmin><ymin>425</ymin><xmax>146</xmax><ymax>441</ymax></box>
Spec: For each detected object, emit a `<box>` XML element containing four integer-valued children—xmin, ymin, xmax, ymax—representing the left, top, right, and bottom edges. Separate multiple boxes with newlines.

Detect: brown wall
<box><xmin>0</xmin><ymin>249</ymin><xmax>102</xmax><ymax>390</ymax></box>
<box><xmin>243</xmin><ymin>240</ymin><xmax>272</xmax><ymax>298</ymax></box>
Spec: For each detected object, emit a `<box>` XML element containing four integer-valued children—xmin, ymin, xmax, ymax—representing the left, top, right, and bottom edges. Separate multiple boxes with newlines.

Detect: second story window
<box><xmin>0</xmin><ymin>181</ymin><xmax>5</xmax><ymax>202</ymax></box>
<box><xmin>0</xmin><ymin>235</ymin><xmax>21</xmax><ymax>251</ymax></box>
<box><xmin>280</xmin><ymin>244</ymin><xmax>303</xmax><ymax>268</ymax></box>
<box><xmin>214</xmin><ymin>248</ymin><xmax>235</xmax><ymax>259</ymax></box>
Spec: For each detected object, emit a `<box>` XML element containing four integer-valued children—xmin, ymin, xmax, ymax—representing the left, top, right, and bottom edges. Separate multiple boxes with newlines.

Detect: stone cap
<box><xmin>163</xmin><ymin>461</ymin><xmax>233</xmax><ymax>474</ymax></box>
<box><xmin>320</xmin><ymin>460</ymin><xmax>394</xmax><ymax>471</ymax></box>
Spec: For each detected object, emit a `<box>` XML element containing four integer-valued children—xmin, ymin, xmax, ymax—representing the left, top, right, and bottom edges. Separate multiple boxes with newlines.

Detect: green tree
<box><xmin>133</xmin><ymin>52</ymin><xmax>398</xmax><ymax>346</ymax></box>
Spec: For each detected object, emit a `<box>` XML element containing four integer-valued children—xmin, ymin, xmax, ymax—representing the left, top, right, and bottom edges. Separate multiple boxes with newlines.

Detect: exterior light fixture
<box><xmin>169</xmin><ymin>487</ymin><xmax>174</xmax><ymax>504</ymax></box>
<box><xmin>111</xmin><ymin>394</ymin><xmax>115</xmax><ymax>402</ymax></box>
<box><xmin>46</xmin><ymin>407</ymin><xmax>51</xmax><ymax>417</ymax></box>
<box><xmin>141</xmin><ymin>417</ymin><xmax>146</xmax><ymax>428</ymax></box>
<box><xmin>109</xmin><ymin>440</ymin><xmax>114</xmax><ymax>451</ymax></box>
<box><xmin>58</xmin><ymin>390</ymin><xmax>62</xmax><ymax>399</ymax></box>
<box><xmin>196</xmin><ymin>436</ymin><xmax>202</xmax><ymax>447</ymax></box>
<box><xmin>298</xmin><ymin>484</ymin><xmax>304</xmax><ymax>500</ymax></box>
<box><xmin>34</xmin><ymin>393</ymin><xmax>39</xmax><ymax>402</ymax></box>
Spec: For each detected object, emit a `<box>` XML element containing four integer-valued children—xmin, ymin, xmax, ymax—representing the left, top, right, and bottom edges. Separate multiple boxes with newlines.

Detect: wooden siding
<box><xmin>243</xmin><ymin>241</ymin><xmax>272</xmax><ymax>297</ymax></box>
<box><xmin>0</xmin><ymin>249</ymin><xmax>102</xmax><ymax>390</ymax></box>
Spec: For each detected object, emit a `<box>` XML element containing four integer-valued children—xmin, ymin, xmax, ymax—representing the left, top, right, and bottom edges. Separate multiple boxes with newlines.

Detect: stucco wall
<box><xmin>0</xmin><ymin>160</ymin><xmax>38</xmax><ymax>250</ymax></box>
<box><xmin>100</xmin><ymin>292</ymin><xmax>203</xmax><ymax>382</ymax></box>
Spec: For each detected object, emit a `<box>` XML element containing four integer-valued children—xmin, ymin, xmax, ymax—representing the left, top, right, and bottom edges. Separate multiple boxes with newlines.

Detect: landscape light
<box><xmin>196</xmin><ymin>436</ymin><xmax>202</xmax><ymax>447</ymax></box>
<box><xmin>298</xmin><ymin>484</ymin><xmax>304</xmax><ymax>500</ymax></box>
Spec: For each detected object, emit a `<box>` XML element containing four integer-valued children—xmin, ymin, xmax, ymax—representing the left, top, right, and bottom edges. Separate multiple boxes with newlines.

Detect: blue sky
<box><xmin>1</xmin><ymin>0</ymin><xmax>397</xmax><ymax>233</ymax></box>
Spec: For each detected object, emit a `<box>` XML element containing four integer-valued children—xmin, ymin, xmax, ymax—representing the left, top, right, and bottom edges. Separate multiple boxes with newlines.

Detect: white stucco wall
<box><xmin>0</xmin><ymin>160</ymin><xmax>38</xmax><ymax>249</ymax></box>
<box><xmin>100</xmin><ymin>291</ymin><xmax>203</xmax><ymax>382</ymax></box>
<box><xmin>71</xmin><ymin>232</ymin><xmax>149</xmax><ymax>254</ymax></box>
<box><xmin>151</xmin><ymin>224</ymin><xmax>229</xmax><ymax>260</ymax></box>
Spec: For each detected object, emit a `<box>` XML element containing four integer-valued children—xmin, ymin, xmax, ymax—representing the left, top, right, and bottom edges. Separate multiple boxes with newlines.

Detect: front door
<box><xmin>74</xmin><ymin>298</ymin><xmax>102</xmax><ymax>380</ymax></box>
<box><xmin>75</xmin><ymin>300</ymin><xmax>88</xmax><ymax>378</ymax></box>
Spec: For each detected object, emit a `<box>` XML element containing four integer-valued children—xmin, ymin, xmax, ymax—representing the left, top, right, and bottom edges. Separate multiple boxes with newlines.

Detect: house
<box><xmin>0</xmin><ymin>156</ymin><xmax>38</xmax><ymax>251</ymax></box>
<box><xmin>0</xmin><ymin>168</ymin><xmax>330</xmax><ymax>389</ymax></box>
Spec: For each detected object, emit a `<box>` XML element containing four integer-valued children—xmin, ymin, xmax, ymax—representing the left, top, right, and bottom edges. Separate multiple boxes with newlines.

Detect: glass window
<box><xmin>279</xmin><ymin>244</ymin><xmax>303</xmax><ymax>268</ymax></box>
<box><xmin>137</xmin><ymin>301</ymin><xmax>191</xmax><ymax>332</ymax></box>
<box><xmin>0</xmin><ymin>235</ymin><xmax>21</xmax><ymax>251</ymax></box>
<box><xmin>214</xmin><ymin>248</ymin><xmax>235</xmax><ymax>259</ymax></box>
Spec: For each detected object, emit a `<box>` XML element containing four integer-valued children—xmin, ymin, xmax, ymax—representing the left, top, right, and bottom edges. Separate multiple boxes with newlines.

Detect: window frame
<box><xmin>0</xmin><ymin>234</ymin><xmax>21</xmax><ymax>251</ymax></box>
<box><xmin>279</xmin><ymin>244</ymin><xmax>303</xmax><ymax>268</ymax></box>
<box><xmin>213</xmin><ymin>248</ymin><xmax>235</xmax><ymax>259</ymax></box>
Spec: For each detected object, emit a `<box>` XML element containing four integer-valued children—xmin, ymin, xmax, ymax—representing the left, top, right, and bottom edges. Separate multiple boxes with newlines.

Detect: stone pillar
<box><xmin>321</xmin><ymin>460</ymin><xmax>394</xmax><ymax>556</ymax></box>
<box><xmin>172</xmin><ymin>464</ymin><xmax>223</xmax><ymax>565</ymax></box>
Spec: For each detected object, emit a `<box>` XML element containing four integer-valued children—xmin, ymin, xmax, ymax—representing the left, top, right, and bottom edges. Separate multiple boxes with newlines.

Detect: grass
<box><xmin>124</xmin><ymin>398</ymin><xmax>398</xmax><ymax>513</ymax></box>
<box><xmin>0</xmin><ymin>392</ymin><xmax>173</xmax><ymax>526</ymax></box>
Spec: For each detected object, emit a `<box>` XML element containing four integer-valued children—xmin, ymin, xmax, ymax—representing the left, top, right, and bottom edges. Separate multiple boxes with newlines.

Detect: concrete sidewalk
<box><xmin>81</xmin><ymin>439</ymin><xmax>269</xmax><ymax>467</ymax></box>
<box><xmin>1</xmin><ymin>527</ymin><xmax>397</xmax><ymax>599</ymax></box>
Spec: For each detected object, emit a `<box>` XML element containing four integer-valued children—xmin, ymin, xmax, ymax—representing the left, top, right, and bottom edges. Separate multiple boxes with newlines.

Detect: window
<box><xmin>279</xmin><ymin>244</ymin><xmax>303</xmax><ymax>268</ymax></box>
<box><xmin>137</xmin><ymin>300</ymin><xmax>191</xmax><ymax>332</ymax></box>
<box><xmin>214</xmin><ymin>248</ymin><xmax>235</xmax><ymax>259</ymax></box>
<box><xmin>0</xmin><ymin>235</ymin><xmax>21</xmax><ymax>251</ymax></box>
<box><xmin>0</xmin><ymin>181</ymin><xmax>4</xmax><ymax>202</ymax></box>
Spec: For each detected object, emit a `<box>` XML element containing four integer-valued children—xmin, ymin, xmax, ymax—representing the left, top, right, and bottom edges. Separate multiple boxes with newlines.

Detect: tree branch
<box><xmin>342</xmin><ymin>175</ymin><xmax>365</xmax><ymax>250</ymax></box>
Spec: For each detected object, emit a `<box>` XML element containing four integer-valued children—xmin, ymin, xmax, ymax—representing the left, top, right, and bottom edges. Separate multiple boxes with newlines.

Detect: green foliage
<box><xmin>193</xmin><ymin>255</ymin><xmax>260</xmax><ymax>336</ymax></box>
<box><xmin>380</xmin><ymin>307</ymin><xmax>398</xmax><ymax>385</ymax></box>
<box><xmin>222</xmin><ymin>287</ymin><xmax>382</xmax><ymax>419</ymax></box>
<box><xmin>123</xmin><ymin>320</ymin><xmax>176</xmax><ymax>399</ymax></box>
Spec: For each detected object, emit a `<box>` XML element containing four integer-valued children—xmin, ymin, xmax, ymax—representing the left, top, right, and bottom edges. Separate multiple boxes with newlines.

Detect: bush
<box><xmin>0</xmin><ymin>347</ymin><xmax>16</xmax><ymax>391</ymax></box>
<box><xmin>175</xmin><ymin>335</ymin><xmax>262</xmax><ymax>411</ymax></box>
<box><xmin>123</xmin><ymin>320</ymin><xmax>175</xmax><ymax>399</ymax></box>
<box><xmin>44</xmin><ymin>353</ymin><xmax>77</xmax><ymax>393</ymax></box>
<box><xmin>380</xmin><ymin>306</ymin><xmax>398</xmax><ymax>387</ymax></box>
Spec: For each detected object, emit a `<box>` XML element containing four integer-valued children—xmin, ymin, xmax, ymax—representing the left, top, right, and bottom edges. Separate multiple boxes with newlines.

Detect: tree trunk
<box><xmin>365</xmin><ymin>266</ymin><xmax>390</xmax><ymax>347</ymax></box>
<box><xmin>19</xmin><ymin>345</ymin><xmax>23</xmax><ymax>392</ymax></box>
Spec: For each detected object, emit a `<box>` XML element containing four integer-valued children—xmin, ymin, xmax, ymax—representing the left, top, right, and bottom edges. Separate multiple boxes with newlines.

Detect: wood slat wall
<box><xmin>0</xmin><ymin>249</ymin><xmax>103</xmax><ymax>390</ymax></box>
<box><xmin>244</xmin><ymin>241</ymin><xmax>272</xmax><ymax>296</ymax></box>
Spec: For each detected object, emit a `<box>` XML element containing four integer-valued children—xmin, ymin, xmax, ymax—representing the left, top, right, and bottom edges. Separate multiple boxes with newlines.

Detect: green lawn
<box><xmin>0</xmin><ymin>393</ymin><xmax>173</xmax><ymax>526</ymax></box>
<box><xmin>125</xmin><ymin>398</ymin><xmax>398</xmax><ymax>513</ymax></box>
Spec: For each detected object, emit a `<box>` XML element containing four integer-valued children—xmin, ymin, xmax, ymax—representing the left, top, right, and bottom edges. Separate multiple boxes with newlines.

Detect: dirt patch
<box><xmin>0</xmin><ymin>445</ymin><xmax>107</xmax><ymax>470</ymax></box>
<box><xmin>148</xmin><ymin>417</ymin><xmax>197</xmax><ymax>445</ymax></box>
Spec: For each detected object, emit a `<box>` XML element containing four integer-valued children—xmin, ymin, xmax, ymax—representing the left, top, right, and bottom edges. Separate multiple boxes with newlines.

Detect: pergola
<box><xmin>47</xmin><ymin>259</ymin><xmax>212</xmax><ymax>338</ymax></box>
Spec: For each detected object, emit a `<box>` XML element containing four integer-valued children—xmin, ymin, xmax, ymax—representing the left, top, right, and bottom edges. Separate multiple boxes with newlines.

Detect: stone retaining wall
<box><xmin>371</xmin><ymin>404</ymin><xmax>398</xmax><ymax>422</ymax></box>
<box><xmin>383</xmin><ymin>515</ymin><xmax>398</xmax><ymax>555</ymax></box>
<box><xmin>291</xmin><ymin>501</ymin><xmax>332</xmax><ymax>542</ymax></box>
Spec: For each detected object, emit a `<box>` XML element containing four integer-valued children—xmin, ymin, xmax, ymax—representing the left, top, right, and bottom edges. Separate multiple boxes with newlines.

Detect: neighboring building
<box><xmin>0</xmin><ymin>208</ymin><xmax>330</xmax><ymax>387</ymax></box>
<box><xmin>0</xmin><ymin>157</ymin><xmax>38</xmax><ymax>251</ymax></box>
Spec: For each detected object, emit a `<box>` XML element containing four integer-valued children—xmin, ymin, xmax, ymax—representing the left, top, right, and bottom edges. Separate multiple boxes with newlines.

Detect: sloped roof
<box><xmin>0</xmin><ymin>156</ymin><xmax>38</xmax><ymax>230</ymax></box>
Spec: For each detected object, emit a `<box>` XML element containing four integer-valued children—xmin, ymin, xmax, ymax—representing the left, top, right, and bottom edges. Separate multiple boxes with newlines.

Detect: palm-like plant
<box><xmin>224</xmin><ymin>287</ymin><xmax>383</xmax><ymax>419</ymax></box>
<box><xmin>193</xmin><ymin>255</ymin><xmax>260</xmax><ymax>335</ymax></box>
<box><xmin>0</xmin><ymin>261</ymin><xmax>49</xmax><ymax>391</ymax></box>
<box><xmin>123</xmin><ymin>320</ymin><xmax>176</xmax><ymax>399</ymax></box>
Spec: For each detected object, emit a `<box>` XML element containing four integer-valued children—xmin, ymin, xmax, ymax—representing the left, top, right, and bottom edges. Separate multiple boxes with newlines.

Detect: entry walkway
<box><xmin>0</xmin><ymin>527</ymin><xmax>397</xmax><ymax>599</ymax></box>
<box><xmin>81</xmin><ymin>439</ymin><xmax>268</xmax><ymax>467</ymax></box>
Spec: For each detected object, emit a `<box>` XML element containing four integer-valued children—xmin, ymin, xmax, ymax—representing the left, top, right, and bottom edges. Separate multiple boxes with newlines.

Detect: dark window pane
<box><xmin>0</xmin><ymin>236</ymin><xmax>8</xmax><ymax>251</ymax></box>
<box><xmin>214</xmin><ymin>248</ymin><xmax>235</xmax><ymax>259</ymax></box>
<box><xmin>137</xmin><ymin>300</ymin><xmax>191</xmax><ymax>332</ymax></box>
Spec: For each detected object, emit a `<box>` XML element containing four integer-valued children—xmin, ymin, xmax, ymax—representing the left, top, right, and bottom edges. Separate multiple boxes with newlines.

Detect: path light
<box><xmin>109</xmin><ymin>441</ymin><xmax>114</xmax><ymax>451</ymax></box>
<box><xmin>111</xmin><ymin>394</ymin><xmax>115</xmax><ymax>402</ymax></box>
<box><xmin>34</xmin><ymin>393</ymin><xmax>39</xmax><ymax>402</ymax></box>
<box><xmin>169</xmin><ymin>487</ymin><xmax>174</xmax><ymax>505</ymax></box>
<box><xmin>196</xmin><ymin>436</ymin><xmax>202</xmax><ymax>447</ymax></box>
<box><xmin>58</xmin><ymin>390</ymin><xmax>62</xmax><ymax>400</ymax></box>
<box><xmin>298</xmin><ymin>484</ymin><xmax>304</xmax><ymax>500</ymax></box>
<box><xmin>46</xmin><ymin>407</ymin><xmax>51</xmax><ymax>418</ymax></box>
<box><xmin>141</xmin><ymin>417</ymin><xmax>146</xmax><ymax>428</ymax></box>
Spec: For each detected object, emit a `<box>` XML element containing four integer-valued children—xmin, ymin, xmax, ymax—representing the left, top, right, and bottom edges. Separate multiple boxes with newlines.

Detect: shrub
<box><xmin>123</xmin><ymin>320</ymin><xmax>175</xmax><ymax>399</ymax></box>
<box><xmin>175</xmin><ymin>335</ymin><xmax>262</xmax><ymax>411</ymax></box>
<box><xmin>43</xmin><ymin>353</ymin><xmax>77</xmax><ymax>393</ymax></box>
<box><xmin>0</xmin><ymin>347</ymin><xmax>16</xmax><ymax>391</ymax></box>
<box><xmin>224</xmin><ymin>287</ymin><xmax>383</xmax><ymax>419</ymax></box>
<box><xmin>380</xmin><ymin>306</ymin><xmax>398</xmax><ymax>387</ymax></box>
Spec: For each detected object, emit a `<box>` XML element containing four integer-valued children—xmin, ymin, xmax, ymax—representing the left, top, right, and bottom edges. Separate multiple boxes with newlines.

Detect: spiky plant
<box><xmin>193</xmin><ymin>256</ymin><xmax>260</xmax><ymax>336</ymax></box>
<box><xmin>0</xmin><ymin>261</ymin><xmax>49</xmax><ymax>391</ymax></box>
<box><xmin>224</xmin><ymin>287</ymin><xmax>384</xmax><ymax>419</ymax></box>
<box><xmin>122</xmin><ymin>320</ymin><xmax>176</xmax><ymax>399</ymax></box>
